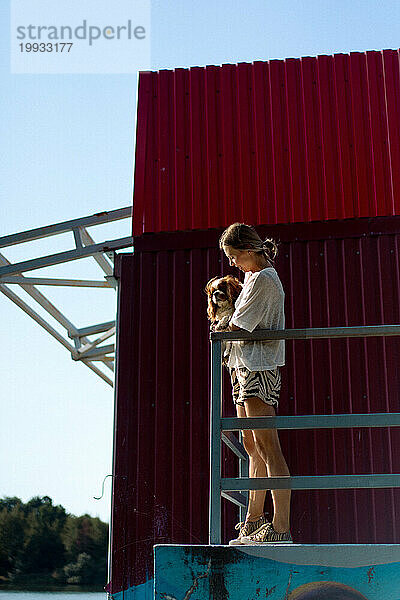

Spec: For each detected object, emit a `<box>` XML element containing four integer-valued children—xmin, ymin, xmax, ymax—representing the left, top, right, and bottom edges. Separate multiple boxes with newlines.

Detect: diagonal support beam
<box><xmin>73</xmin><ymin>344</ymin><xmax>114</xmax><ymax>360</ymax></box>
<box><xmin>0</xmin><ymin>283</ymin><xmax>76</xmax><ymax>353</ymax></box>
<box><xmin>73</xmin><ymin>227</ymin><xmax>84</xmax><ymax>249</ymax></box>
<box><xmin>77</xmin><ymin>327</ymin><xmax>116</xmax><ymax>356</ymax></box>
<box><xmin>79</xmin><ymin>228</ymin><xmax>114</xmax><ymax>276</ymax></box>
<box><xmin>221</xmin><ymin>491</ymin><xmax>247</xmax><ymax>508</ymax></box>
<box><xmin>78</xmin><ymin>360</ymin><xmax>113</xmax><ymax>386</ymax></box>
<box><xmin>0</xmin><ymin>252</ymin><xmax>79</xmax><ymax>336</ymax></box>
<box><xmin>221</xmin><ymin>432</ymin><xmax>248</xmax><ymax>460</ymax></box>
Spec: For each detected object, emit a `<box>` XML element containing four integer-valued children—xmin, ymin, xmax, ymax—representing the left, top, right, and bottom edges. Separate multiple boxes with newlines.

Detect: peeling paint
<box><xmin>367</xmin><ymin>567</ymin><xmax>375</xmax><ymax>584</ymax></box>
<box><xmin>265</xmin><ymin>586</ymin><xmax>276</xmax><ymax>597</ymax></box>
<box><xmin>284</xmin><ymin>569</ymin><xmax>294</xmax><ymax>600</ymax></box>
<box><xmin>160</xmin><ymin>559</ymin><xmax>211</xmax><ymax>600</ymax></box>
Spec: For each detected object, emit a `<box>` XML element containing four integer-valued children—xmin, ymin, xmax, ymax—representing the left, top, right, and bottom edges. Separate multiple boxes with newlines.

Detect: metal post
<box><xmin>209</xmin><ymin>338</ymin><xmax>222</xmax><ymax>544</ymax></box>
<box><xmin>238</xmin><ymin>432</ymin><xmax>249</xmax><ymax>523</ymax></box>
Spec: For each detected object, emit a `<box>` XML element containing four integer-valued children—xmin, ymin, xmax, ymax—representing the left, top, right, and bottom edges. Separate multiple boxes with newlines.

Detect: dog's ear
<box><xmin>224</xmin><ymin>275</ymin><xmax>243</xmax><ymax>303</ymax></box>
<box><xmin>207</xmin><ymin>295</ymin><xmax>218</xmax><ymax>322</ymax></box>
<box><xmin>204</xmin><ymin>276</ymin><xmax>218</xmax><ymax>295</ymax></box>
<box><xmin>205</xmin><ymin>277</ymin><xmax>219</xmax><ymax>323</ymax></box>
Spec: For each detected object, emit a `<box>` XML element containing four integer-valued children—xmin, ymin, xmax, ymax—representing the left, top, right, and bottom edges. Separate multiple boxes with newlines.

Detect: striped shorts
<box><xmin>228</xmin><ymin>366</ymin><xmax>281</xmax><ymax>408</ymax></box>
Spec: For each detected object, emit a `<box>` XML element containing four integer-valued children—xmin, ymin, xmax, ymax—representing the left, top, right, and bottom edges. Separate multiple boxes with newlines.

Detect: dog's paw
<box><xmin>214</xmin><ymin>322</ymin><xmax>230</xmax><ymax>332</ymax></box>
<box><xmin>217</xmin><ymin>316</ymin><xmax>231</xmax><ymax>329</ymax></box>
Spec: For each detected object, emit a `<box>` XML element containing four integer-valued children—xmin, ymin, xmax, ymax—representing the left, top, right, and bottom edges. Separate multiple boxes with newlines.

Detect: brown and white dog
<box><xmin>205</xmin><ymin>275</ymin><xmax>243</xmax><ymax>365</ymax></box>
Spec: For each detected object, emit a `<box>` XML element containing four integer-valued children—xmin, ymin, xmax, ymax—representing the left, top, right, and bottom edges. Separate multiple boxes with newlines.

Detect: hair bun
<box><xmin>262</xmin><ymin>238</ymin><xmax>278</xmax><ymax>260</ymax></box>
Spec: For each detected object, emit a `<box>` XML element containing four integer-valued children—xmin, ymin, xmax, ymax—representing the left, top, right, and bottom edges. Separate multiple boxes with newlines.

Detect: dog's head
<box><xmin>204</xmin><ymin>275</ymin><xmax>243</xmax><ymax>323</ymax></box>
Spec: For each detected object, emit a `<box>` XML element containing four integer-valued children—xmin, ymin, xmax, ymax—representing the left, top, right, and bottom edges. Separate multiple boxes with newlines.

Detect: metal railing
<box><xmin>209</xmin><ymin>325</ymin><xmax>400</xmax><ymax>544</ymax></box>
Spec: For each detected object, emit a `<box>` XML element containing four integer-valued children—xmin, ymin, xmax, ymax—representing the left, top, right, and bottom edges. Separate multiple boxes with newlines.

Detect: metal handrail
<box><xmin>209</xmin><ymin>325</ymin><xmax>400</xmax><ymax>544</ymax></box>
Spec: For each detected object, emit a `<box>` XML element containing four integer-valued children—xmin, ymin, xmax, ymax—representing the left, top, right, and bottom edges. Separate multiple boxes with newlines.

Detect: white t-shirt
<box><xmin>227</xmin><ymin>267</ymin><xmax>285</xmax><ymax>371</ymax></box>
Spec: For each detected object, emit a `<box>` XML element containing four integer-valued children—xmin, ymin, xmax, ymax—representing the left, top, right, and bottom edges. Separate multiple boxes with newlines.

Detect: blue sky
<box><xmin>1</xmin><ymin>0</ymin><xmax>399</xmax><ymax>524</ymax></box>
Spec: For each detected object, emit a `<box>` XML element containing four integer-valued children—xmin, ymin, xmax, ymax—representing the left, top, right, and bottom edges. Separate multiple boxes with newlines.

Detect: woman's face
<box><xmin>223</xmin><ymin>245</ymin><xmax>259</xmax><ymax>273</ymax></box>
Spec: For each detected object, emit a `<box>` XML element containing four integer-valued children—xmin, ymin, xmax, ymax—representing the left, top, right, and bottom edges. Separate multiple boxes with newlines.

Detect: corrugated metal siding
<box><xmin>110</xmin><ymin>216</ymin><xmax>400</xmax><ymax>594</ymax></box>
<box><xmin>132</xmin><ymin>49</ymin><xmax>400</xmax><ymax>236</ymax></box>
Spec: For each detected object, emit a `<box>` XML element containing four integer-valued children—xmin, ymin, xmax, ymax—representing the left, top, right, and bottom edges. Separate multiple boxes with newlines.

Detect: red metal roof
<box><xmin>110</xmin><ymin>216</ymin><xmax>400</xmax><ymax>594</ymax></box>
<box><xmin>132</xmin><ymin>49</ymin><xmax>400</xmax><ymax>236</ymax></box>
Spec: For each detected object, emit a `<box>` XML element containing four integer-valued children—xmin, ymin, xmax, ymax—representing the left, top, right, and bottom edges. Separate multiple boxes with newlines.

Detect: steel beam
<box><xmin>221</xmin><ymin>490</ymin><xmax>247</xmax><ymax>508</ymax></box>
<box><xmin>0</xmin><ymin>253</ymin><xmax>79</xmax><ymax>335</ymax></box>
<box><xmin>78</xmin><ymin>359</ymin><xmax>113</xmax><ymax>386</ymax></box>
<box><xmin>0</xmin><ymin>236</ymin><xmax>132</xmax><ymax>276</ymax></box>
<box><xmin>72</xmin><ymin>344</ymin><xmax>114</xmax><ymax>360</ymax></box>
<box><xmin>71</xmin><ymin>321</ymin><xmax>115</xmax><ymax>337</ymax></box>
<box><xmin>79</xmin><ymin>228</ymin><xmax>114</xmax><ymax>276</ymax></box>
<box><xmin>77</xmin><ymin>327</ymin><xmax>116</xmax><ymax>356</ymax></box>
<box><xmin>0</xmin><ymin>206</ymin><xmax>132</xmax><ymax>248</ymax></box>
<box><xmin>0</xmin><ymin>276</ymin><xmax>112</xmax><ymax>287</ymax></box>
<box><xmin>222</xmin><ymin>474</ymin><xmax>400</xmax><ymax>491</ymax></box>
<box><xmin>0</xmin><ymin>283</ymin><xmax>76</xmax><ymax>353</ymax></box>
<box><xmin>211</xmin><ymin>324</ymin><xmax>400</xmax><ymax>341</ymax></box>
<box><xmin>221</xmin><ymin>413</ymin><xmax>400</xmax><ymax>431</ymax></box>
<box><xmin>221</xmin><ymin>431</ymin><xmax>248</xmax><ymax>460</ymax></box>
<box><xmin>209</xmin><ymin>339</ymin><xmax>222</xmax><ymax>545</ymax></box>
<box><xmin>238</xmin><ymin>431</ymin><xmax>249</xmax><ymax>522</ymax></box>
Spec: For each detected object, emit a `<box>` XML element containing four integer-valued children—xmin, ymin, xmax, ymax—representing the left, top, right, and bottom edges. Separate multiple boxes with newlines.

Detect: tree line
<box><xmin>0</xmin><ymin>495</ymin><xmax>108</xmax><ymax>586</ymax></box>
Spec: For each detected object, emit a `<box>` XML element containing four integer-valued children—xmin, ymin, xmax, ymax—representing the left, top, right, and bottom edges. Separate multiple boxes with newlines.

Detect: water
<box><xmin>0</xmin><ymin>593</ymin><xmax>106</xmax><ymax>600</ymax></box>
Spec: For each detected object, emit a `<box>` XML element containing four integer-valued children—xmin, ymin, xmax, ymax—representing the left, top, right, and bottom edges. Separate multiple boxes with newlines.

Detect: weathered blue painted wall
<box><xmin>154</xmin><ymin>544</ymin><xmax>400</xmax><ymax>599</ymax></box>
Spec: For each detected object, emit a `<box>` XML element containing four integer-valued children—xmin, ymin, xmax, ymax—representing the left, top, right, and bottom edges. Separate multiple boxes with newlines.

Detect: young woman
<box><xmin>219</xmin><ymin>222</ymin><xmax>292</xmax><ymax>545</ymax></box>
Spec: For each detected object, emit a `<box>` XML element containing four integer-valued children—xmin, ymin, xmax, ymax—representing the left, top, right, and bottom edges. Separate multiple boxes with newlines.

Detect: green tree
<box><xmin>62</xmin><ymin>514</ymin><xmax>108</xmax><ymax>563</ymax></box>
<box><xmin>21</xmin><ymin>530</ymin><xmax>65</xmax><ymax>574</ymax></box>
<box><xmin>0</xmin><ymin>497</ymin><xmax>23</xmax><ymax>513</ymax></box>
<box><xmin>0</xmin><ymin>495</ymin><xmax>108</xmax><ymax>585</ymax></box>
<box><xmin>19</xmin><ymin>496</ymin><xmax>67</xmax><ymax>574</ymax></box>
<box><xmin>63</xmin><ymin>552</ymin><xmax>101</xmax><ymax>584</ymax></box>
<box><xmin>24</xmin><ymin>496</ymin><xmax>67</xmax><ymax>533</ymax></box>
<box><xmin>0</xmin><ymin>503</ymin><xmax>26</xmax><ymax>576</ymax></box>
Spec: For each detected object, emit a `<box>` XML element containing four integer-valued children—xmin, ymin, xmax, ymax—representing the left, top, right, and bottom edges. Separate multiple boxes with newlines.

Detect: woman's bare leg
<box><xmin>236</xmin><ymin>403</ymin><xmax>267</xmax><ymax>521</ymax></box>
<box><xmin>244</xmin><ymin>397</ymin><xmax>291</xmax><ymax>533</ymax></box>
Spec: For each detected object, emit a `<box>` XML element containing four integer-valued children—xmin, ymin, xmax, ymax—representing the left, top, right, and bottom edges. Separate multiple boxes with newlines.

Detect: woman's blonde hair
<box><xmin>219</xmin><ymin>222</ymin><xmax>278</xmax><ymax>265</ymax></box>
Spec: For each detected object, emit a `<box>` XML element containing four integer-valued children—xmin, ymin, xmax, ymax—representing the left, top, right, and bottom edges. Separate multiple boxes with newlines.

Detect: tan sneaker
<box><xmin>241</xmin><ymin>522</ymin><xmax>293</xmax><ymax>544</ymax></box>
<box><xmin>228</xmin><ymin>514</ymin><xmax>270</xmax><ymax>545</ymax></box>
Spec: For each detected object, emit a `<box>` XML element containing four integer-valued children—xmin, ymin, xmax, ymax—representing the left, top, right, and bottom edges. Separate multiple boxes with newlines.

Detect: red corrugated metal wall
<box><xmin>110</xmin><ymin>217</ymin><xmax>400</xmax><ymax>594</ymax></box>
<box><xmin>133</xmin><ymin>50</ymin><xmax>400</xmax><ymax>236</ymax></box>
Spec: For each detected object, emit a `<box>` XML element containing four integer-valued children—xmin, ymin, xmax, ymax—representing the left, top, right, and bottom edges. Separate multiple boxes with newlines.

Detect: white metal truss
<box><xmin>0</xmin><ymin>207</ymin><xmax>133</xmax><ymax>387</ymax></box>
